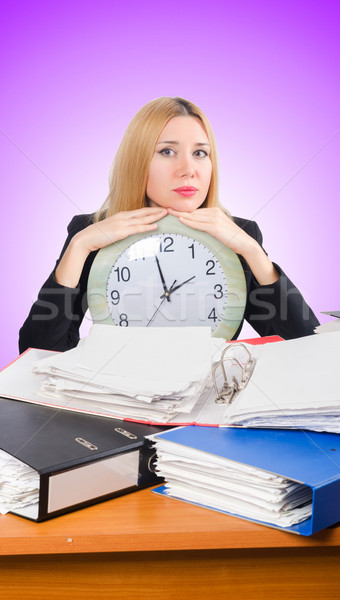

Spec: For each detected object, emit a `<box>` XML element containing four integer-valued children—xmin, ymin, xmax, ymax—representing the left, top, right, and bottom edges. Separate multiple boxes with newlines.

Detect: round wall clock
<box><xmin>87</xmin><ymin>215</ymin><xmax>246</xmax><ymax>339</ymax></box>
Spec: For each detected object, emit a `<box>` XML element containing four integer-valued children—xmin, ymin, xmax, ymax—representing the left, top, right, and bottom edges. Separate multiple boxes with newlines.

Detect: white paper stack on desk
<box><xmin>0</xmin><ymin>325</ymin><xmax>226</xmax><ymax>424</ymax></box>
<box><xmin>152</xmin><ymin>426</ymin><xmax>340</xmax><ymax>535</ymax></box>
<box><xmin>42</xmin><ymin>327</ymin><xmax>340</xmax><ymax>431</ymax></box>
<box><xmin>314</xmin><ymin>310</ymin><xmax>340</xmax><ymax>334</ymax></box>
<box><xmin>218</xmin><ymin>330</ymin><xmax>340</xmax><ymax>432</ymax></box>
<box><xmin>153</xmin><ymin>430</ymin><xmax>313</xmax><ymax>529</ymax></box>
<box><xmin>1</xmin><ymin>327</ymin><xmax>340</xmax><ymax>430</ymax></box>
<box><xmin>0</xmin><ymin>450</ymin><xmax>39</xmax><ymax>515</ymax></box>
<box><xmin>32</xmin><ymin>325</ymin><xmax>226</xmax><ymax>422</ymax></box>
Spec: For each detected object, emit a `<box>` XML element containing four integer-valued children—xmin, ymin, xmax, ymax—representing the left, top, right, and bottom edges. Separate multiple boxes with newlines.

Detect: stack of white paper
<box><xmin>222</xmin><ymin>331</ymin><xmax>340</xmax><ymax>432</ymax></box>
<box><xmin>315</xmin><ymin>321</ymin><xmax>340</xmax><ymax>334</ymax></box>
<box><xmin>314</xmin><ymin>310</ymin><xmax>340</xmax><ymax>334</ymax></box>
<box><xmin>31</xmin><ymin>325</ymin><xmax>226</xmax><ymax>422</ymax></box>
<box><xmin>0</xmin><ymin>450</ymin><xmax>39</xmax><ymax>515</ymax></box>
<box><xmin>1</xmin><ymin>328</ymin><xmax>340</xmax><ymax>430</ymax></box>
<box><xmin>154</xmin><ymin>438</ymin><xmax>312</xmax><ymax>528</ymax></box>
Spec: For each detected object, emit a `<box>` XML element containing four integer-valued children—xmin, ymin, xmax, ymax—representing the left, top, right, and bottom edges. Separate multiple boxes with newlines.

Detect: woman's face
<box><xmin>146</xmin><ymin>116</ymin><xmax>212</xmax><ymax>211</ymax></box>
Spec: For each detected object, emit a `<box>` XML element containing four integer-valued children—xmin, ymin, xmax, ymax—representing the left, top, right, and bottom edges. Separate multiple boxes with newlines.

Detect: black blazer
<box><xmin>18</xmin><ymin>214</ymin><xmax>319</xmax><ymax>352</ymax></box>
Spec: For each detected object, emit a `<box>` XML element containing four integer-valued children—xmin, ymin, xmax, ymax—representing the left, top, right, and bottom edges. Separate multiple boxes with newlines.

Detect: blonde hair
<box><xmin>94</xmin><ymin>96</ymin><xmax>223</xmax><ymax>222</ymax></box>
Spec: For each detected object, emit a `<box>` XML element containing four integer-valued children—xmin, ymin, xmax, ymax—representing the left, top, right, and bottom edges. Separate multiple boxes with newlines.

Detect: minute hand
<box><xmin>160</xmin><ymin>276</ymin><xmax>195</xmax><ymax>299</ymax></box>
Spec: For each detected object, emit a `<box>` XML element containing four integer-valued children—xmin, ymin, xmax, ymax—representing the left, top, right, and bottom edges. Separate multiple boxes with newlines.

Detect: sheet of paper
<box><xmin>224</xmin><ymin>332</ymin><xmax>340</xmax><ymax>426</ymax></box>
<box><xmin>0</xmin><ymin>450</ymin><xmax>39</xmax><ymax>515</ymax></box>
<box><xmin>154</xmin><ymin>438</ymin><xmax>312</xmax><ymax>528</ymax></box>
<box><xmin>34</xmin><ymin>324</ymin><xmax>215</xmax><ymax>386</ymax></box>
<box><xmin>2</xmin><ymin>329</ymin><xmax>340</xmax><ymax>431</ymax></box>
<box><xmin>314</xmin><ymin>320</ymin><xmax>340</xmax><ymax>334</ymax></box>
<box><xmin>163</xmin><ymin>480</ymin><xmax>312</xmax><ymax>527</ymax></box>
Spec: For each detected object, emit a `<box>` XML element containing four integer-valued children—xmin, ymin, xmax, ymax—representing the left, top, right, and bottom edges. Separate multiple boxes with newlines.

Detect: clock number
<box><xmin>206</xmin><ymin>260</ymin><xmax>215</xmax><ymax>275</ymax></box>
<box><xmin>188</xmin><ymin>243</ymin><xmax>195</xmax><ymax>259</ymax></box>
<box><xmin>208</xmin><ymin>308</ymin><xmax>218</xmax><ymax>322</ymax></box>
<box><xmin>214</xmin><ymin>284</ymin><xmax>223</xmax><ymax>299</ymax></box>
<box><xmin>114</xmin><ymin>266</ymin><xmax>130</xmax><ymax>282</ymax></box>
<box><xmin>111</xmin><ymin>290</ymin><xmax>120</xmax><ymax>305</ymax></box>
<box><xmin>119</xmin><ymin>313</ymin><xmax>129</xmax><ymax>327</ymax></box>
<box><xmin>160</xmin><ymin>236</ymin><xmax>174</xmax><ymax>252</ymax></box>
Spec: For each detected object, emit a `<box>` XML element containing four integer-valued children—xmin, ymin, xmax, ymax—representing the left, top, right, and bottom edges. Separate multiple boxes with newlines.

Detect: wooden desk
<box><xmin>1</xmin><ymin>488</ymin><xmax>340</xmax><ymax>599</ymax></box>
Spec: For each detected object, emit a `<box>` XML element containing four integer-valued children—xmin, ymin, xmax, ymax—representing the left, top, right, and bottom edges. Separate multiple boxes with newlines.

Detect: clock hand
<box><xmin>155</xmin><ymin>256</ymin><xmax>171</xmax><ymax>302</ymax></box>
<box><xmin>160</xmin><ymin>276</ymin><xmax>196</xmax><ymax>299</ymax></box>
<box><xmin>146</xmin><ymin>280</ymin><xmax>177</xmax><ymax>327</ymax></box>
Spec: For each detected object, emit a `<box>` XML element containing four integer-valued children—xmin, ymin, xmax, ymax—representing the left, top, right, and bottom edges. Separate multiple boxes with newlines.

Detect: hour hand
<box><xmin>160</xmin><ymin>276</ymin><xmax>196</xmax><ymax>299</ymax></box>
<box><xmin>155</xmin><ymin>256</ymin><xmax>171</xmax><ymax>302</ymax></box>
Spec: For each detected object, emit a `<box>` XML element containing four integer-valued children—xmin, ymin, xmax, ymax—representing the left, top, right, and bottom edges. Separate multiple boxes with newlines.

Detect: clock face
<box><xmin>87</xmin><ymin>215</ymin><xmax>246</xmax><ymax>339</ymax></box>
<box><xmin>106</xmin><ymin>233</ymin><xmax>228</xmax><ymax>331</ymax></box>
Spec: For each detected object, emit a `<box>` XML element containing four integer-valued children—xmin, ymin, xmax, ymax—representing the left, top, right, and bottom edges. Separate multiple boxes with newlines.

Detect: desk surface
<box><xmin>1</xmin><ymin>486</ymin><xmax>340</xmax><ymax>556</ymax></box>
<box><xmin>1</xmin><ymin>488</ymin><xmax>340</xmax><ymax>600</ymax></box>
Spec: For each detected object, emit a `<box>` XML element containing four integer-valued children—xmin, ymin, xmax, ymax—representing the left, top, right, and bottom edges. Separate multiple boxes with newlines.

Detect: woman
<box><xmin>19</xmin><ymin>96</ymin><xmax>319</xmax><ymax>352</ymax></box>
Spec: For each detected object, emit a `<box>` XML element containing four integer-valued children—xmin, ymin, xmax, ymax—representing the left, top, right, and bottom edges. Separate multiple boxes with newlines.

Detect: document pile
<box><xmin>314</xmin><ymin>310</ymin><xmax>340</xmax><ymax>334</ymax></box>
<box><xmin>217</xmin><ymin>331</ymin><xmax>340</xmax><ymax>433</ymax></box>
<box><xmin>30</xmin><ymin>325</ymin><xmax>226</xmax><ymax>423</ymax></box>
<box><xmin>153</xmin><ymin>427</ymin><xmax>314</xmax><ymax>530</ymax></box>
<box><xmin>0</xmin><ymin>450</ymin><xmax>39</xmax><ymax>515</ymax></box>
<box><xmin>1</xmin><ymin>328</ymin><xmax>340</xmax><ymax>430</ymax></box>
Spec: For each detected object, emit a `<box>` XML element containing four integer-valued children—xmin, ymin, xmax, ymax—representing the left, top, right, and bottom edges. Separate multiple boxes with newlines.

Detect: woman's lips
<box><xmin>173</xmin><ymin>187</ymin><xmax>198</xmax><ymax>197</ymax></box>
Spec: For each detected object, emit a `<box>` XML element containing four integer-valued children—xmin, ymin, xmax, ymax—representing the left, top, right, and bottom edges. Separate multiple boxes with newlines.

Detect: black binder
<box><xmin>0</xmin><ymin>397</ymin><xmax>166</xmax><ymax>521</ymax></box>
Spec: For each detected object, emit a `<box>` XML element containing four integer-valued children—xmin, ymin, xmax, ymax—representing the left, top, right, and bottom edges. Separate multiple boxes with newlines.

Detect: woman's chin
<box><xmin>147</xmin><ymin>195</ymin><xmax>204</xmax><ymax>212</ymax></box>
<box><xmin>166</xmin><ymin>199</ymin><xmax>204</xmax><ymax>212</ymax></box>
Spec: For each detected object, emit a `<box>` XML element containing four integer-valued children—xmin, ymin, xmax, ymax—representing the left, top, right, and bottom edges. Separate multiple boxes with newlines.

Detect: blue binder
<box><xmin>153</xmin><ymin>426</ymin><xmax>340</xmax><ymax>535</ymax></box>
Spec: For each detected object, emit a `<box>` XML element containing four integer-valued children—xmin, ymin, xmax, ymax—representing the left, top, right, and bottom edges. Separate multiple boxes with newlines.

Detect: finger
<box><xmin>117</xmin><ymin>210</ymin><xmax>167</xmax><ymax>227</ymax></box>
<box><xmin>122</xmin><ymin>215</ymin><xmax>166</xmax><ymax>231</ymax></box>
<box><xmin>173</xmin><ymin>215</ymin><xmax>212</xmax><ymax>233</ymax></box>
<box><xmin>121</xmin><ymin>222</ymin><xmax>160</xmax><ymax>237</ymax></box>
<box><xmin>112</xmin><ymin>221</ymin><xmax>157</xmax><ymax>237</ymax></box>
<box><xmin>140</xmin><ymin>211</ymin><xmax>168</xmax><ymax>224</ymax></box>
<box><xmin>168</xmin><ymin>208</ymin><xmax>214</xmax><ymax>224</ymax></box>
<box><xmin>107</xmin><ymin>210</ymin><xmax>167</xmax><ymax>230</ymax></box>
<box><xmin>126</xmin><ymin>207</ymin><xmax>168</xmax><ymax>219</ymax></box>
<box><xmin>177</xmin><ymin>215</ymin><xmax>212</xmax><ymax>228</ymax></box>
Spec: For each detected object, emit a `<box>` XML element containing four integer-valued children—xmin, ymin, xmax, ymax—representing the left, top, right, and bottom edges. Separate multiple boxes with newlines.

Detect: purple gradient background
<box><xmin>1</xmin><ymin>0</ymin><xmax>339</xmax><ymax>368</ymax></box>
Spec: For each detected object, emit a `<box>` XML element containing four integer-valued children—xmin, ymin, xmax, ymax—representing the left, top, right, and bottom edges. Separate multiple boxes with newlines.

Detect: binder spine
<box><xmin>312</xmin><ymin>478</ymin><xmax>340</xmax><ymax>534</ymax></box>
<box><xmin>138</xmin><ymin>439</ymin><xmax>164</xmax><ymax>487</ymax></box>
<box><xmin>38</xmin><ymin>473</ymin><xmax>49</xmax><ymax>520</ymax></box>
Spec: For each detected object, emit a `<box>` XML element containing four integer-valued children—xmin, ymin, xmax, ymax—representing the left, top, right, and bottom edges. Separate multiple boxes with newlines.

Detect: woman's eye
<box><xmin>159</xmin><ymin>148</ymin><xmax>175</xmax><ymax>157</ymax></box>
<box><xmin>194</xmin><ymin>150</ymin><xmax>208</xmax><ymax>158</ymax></box>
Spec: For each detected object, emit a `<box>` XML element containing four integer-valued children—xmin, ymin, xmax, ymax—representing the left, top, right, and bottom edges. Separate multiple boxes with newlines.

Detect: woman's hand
<box><xmin>168</xmin><ymin>207</ymin><xmax>279</xmax><ymax>286</ymax></box>
<box><xmin>55</xmin><ymin>207</ymin><xmax>167</xmax><ymax>288</ymax></box>
<box><xmin>168</xmin><ymin>207</ymin><xmax>255</xmax><ymax>256</ymax></box>
<box><xmin>73</xmin><ymin>207</ymin><xmax>168</xmax><ymax>253</ymax></box>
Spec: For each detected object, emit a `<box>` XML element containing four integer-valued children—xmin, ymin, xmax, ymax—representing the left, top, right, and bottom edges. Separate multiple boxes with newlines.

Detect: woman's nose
<box><xmin>176</xmin><ymin>154</ymin><xmax>196</xmax><ymax>178</ymax></box>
